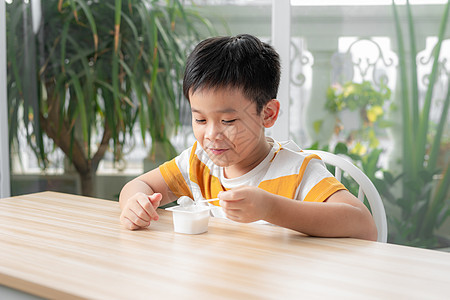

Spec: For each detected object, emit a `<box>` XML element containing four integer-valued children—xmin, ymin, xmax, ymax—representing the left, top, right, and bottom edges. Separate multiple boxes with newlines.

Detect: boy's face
<box><xmin>189</xmin><ymin>87</ymin><xmax>276</xmax><ymax>177</ymax></box>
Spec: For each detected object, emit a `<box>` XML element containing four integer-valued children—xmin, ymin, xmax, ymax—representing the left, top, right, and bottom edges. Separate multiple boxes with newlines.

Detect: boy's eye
<box><xmin>195</xmin><ymin>119</ymin><xmax>206</xmax><ymax>124</ymax></box>
<box><xmin>222</xmin><ymin>119</ymin><xmax>236</xmax><ymax>125</ymax></box>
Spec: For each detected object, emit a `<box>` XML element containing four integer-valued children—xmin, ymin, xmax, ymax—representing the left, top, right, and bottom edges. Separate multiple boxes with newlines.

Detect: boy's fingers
<box><xmin>136</xmin><ymin>196</ymin><xmax>159</xmax><ymax>221</ymax></box>
<box><xmin>129</xmin><ymin>206</ymin><xmax>152</xmax><ymax>225</ymax></box>
<box><xmin>148</xmin><ymin>193</ymin><xmax>163</xmax><ymax>221</ymax></box>
<box><xmin>224</xmin><ymin>210</ymin><xmax>241</xmax><ymax>221</ymax></box>
<box><xmin>120</xmin><ymin>215</ymin><xmax>141</xmax><ymax>230</ymax></box>
<box><xmin>219</xmin><ymin>190</ymin><xmax>248</xmax><ymax>203</ymax></box>
<box><xmin>218</xmin><ymin>190</ymin><xmax>238</xmax><ymax>201</ymax></box>
<box><xmin>219</xmin><ymin>186</ymin><xmax>252</xmax><ymax>201</ymax></box>
<box><xmin>121</xmin><ymin>203</ymin><xmax>149</xmax><ymax>226</ymax></box>
<box><xmin>220</xmin><ymin>199</ymin><xmax>243</xmax><ymax>210</ymax></box>
<box><xmin>129</xmin><ymin>200</ymin><xmax>151</xmax><ymax>222</ymax></box>
<box><xmin>131</xmin><ymin>216</ymin><xmax>151</xmax><ymax>228</ymax></box>
<box><xmin>149</xmin><ymin>193</ymin><xmax>163</xmax><ymax>207</ymax></box>
<box><xmin>126</xmin><ymin>198</ymin><xmax>150</xmax><ymax>222</ymax></box>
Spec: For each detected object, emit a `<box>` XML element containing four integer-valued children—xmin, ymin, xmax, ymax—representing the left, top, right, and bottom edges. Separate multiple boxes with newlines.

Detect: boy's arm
<box><xmin>219</xmin><ymin>187</ymin><xmax>378</xmax><ymax>241</ymax></box>
<box><xmin>267</xmin><ymin>190</ymin><xmax>378</xmax><ymax>241</ymax></box>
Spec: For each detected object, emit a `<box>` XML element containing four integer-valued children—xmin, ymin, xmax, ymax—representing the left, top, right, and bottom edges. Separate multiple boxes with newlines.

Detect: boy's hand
<box><xmin>218</xmin><ymin>186</ymin><xmax>273</xmax><ymax>223</ymax></box>
<box><xmin>120</xmin><ymin>192</ymin><xmax>162</xmax><ymax>230</ymax></box>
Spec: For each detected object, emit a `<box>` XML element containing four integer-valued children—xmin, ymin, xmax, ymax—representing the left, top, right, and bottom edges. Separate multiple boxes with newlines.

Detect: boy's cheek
<box><xmin>223</xmin><ymin>125</ymin><xmax>238</xmax><ymax>139</ymax></box>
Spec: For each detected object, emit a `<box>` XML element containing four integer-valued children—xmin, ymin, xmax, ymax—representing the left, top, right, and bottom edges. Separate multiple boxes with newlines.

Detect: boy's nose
<box><xmin>205</xmin><ymin>123</ymin><xmax>224</xmax><ymax>141</ymax></box>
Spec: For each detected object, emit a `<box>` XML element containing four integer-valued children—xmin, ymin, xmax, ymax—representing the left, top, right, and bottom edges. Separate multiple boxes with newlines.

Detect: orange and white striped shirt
<box><xmin>159</xmin><ymin>138</ymin><xmax>346</xmax><ymax>217</ymax></box>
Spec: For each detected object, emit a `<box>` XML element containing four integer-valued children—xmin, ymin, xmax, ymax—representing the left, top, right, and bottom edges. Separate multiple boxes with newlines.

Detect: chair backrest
<box><xmin>303</xmin><ymin>150</ymin><xmax>388</xmax><ymax>243</ymax></box>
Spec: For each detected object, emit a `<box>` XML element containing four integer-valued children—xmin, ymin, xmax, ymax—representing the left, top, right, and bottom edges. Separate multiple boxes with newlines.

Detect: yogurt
<box><xmin>177</xmin><ymin>196</ymin><xmax>194</xmax><ymax>208</ymax></box>
<box><xmin>165</xmin><ymin>205</ymin><xmax>211</xmax><ymax>234</ymax></box>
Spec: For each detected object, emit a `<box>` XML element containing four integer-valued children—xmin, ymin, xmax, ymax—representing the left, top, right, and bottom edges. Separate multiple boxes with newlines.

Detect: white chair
<box><xmin>303</xmin><ymin>150</ymin><xmax>388</xmax><ymax>243</ymax></box>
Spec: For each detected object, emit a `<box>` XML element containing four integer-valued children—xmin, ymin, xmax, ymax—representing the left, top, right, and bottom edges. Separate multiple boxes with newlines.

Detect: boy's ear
<box><xmin>262</xmin><ymin>99</ymin><xmax>280</xmax><ymax>128</ymax></box>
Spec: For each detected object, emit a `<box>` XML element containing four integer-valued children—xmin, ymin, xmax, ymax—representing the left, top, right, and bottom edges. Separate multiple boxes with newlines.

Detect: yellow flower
<box><xmin>367</xmin><ymin>105</ymin><xmax>383</xmax><ymax>122</ymax></box>
<box><xmin>350</xmin><ymin>142</ymin><xmax>367</xmax><ymax>156</ymax></box>
<box><xmin>343</xmin><ymin>85</ymin><xmax>355</xmax><ymax>98</ymax></box>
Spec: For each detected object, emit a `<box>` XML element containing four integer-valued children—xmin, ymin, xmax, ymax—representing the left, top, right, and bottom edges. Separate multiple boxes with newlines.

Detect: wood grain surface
<box><xmin>1</xmin><ymin>191</ymin><xmax>449</xmax><ymax>299</ymax></box>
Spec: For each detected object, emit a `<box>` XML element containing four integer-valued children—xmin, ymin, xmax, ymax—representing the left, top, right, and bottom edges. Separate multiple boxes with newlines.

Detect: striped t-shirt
<box><xmin>159</xmin><ymin>138</ymin><xmax>346</xmax><ymax>217</ymax></box>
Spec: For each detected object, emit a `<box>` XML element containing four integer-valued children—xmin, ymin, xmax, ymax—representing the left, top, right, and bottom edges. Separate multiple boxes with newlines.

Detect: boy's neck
<box><xmin>223</xmin><ymin>138</ymin><xmax>272</xmax><ymax>179</ymax></box>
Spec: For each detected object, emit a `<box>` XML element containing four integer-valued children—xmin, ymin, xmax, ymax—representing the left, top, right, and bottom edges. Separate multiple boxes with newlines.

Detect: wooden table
<box><xmin>1</xmin><ymin>192</ymin><xmax>449</xmax><ymax>299</ymax></box>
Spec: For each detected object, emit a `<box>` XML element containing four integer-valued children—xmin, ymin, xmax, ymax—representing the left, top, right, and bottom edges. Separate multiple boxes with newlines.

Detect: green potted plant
<box><xmin>7</xmin><ymin>0</ymin><xmax>218</xmax><ymax>196</ymax></box>
<box><xmin>387</xmin><ymin>0</ymin><xmax>450</xmax><ymax>248</ymax></box>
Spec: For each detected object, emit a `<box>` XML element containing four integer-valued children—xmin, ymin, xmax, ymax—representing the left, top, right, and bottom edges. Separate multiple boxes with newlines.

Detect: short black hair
<box><xmin>183</xmin><ymin>34</ymin><xmax>281</xmax><ymax>114</ymax></box>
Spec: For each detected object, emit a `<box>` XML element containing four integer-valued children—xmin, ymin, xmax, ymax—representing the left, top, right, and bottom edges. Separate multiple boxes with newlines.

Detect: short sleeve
<box><xmin>159</xmin><ymin>146</ymin><xmax>194</xmax><ymax>199</ymax></box>
<box><xmin>295</xmin><ymin>158</ymin><xmax>346</xmax><ymax>202</ymax></box>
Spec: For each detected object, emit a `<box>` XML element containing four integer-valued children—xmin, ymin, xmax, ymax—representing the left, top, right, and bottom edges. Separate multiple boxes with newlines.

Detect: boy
<box><xmin>119</xmin><ymin>34</ymin><xmax>378</xmax><ymax>241</ymax></box>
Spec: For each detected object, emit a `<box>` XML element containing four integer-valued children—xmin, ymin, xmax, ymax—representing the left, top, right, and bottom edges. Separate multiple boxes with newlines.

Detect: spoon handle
<box><xmin>196</xmin><ymin>198</ymin><xmax>219</xmax><ymax>203</ymax></box>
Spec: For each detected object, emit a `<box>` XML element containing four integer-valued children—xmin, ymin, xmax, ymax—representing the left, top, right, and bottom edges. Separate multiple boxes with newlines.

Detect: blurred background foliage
<box><xmin>309</xmin><ymin>1</ymin><xmax>450</xmax><ymax>249</ymax></box>
<box><xmin>7</xmin><ymin>0</ymin><xmax>219</xmax><ymax>196</ymax></box>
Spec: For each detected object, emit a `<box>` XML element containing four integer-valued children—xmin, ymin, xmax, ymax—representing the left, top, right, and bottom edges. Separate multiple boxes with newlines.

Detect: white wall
<box><xmin>0</xmin><ymin>0</ymin><xmax>11</xmax><ymax>198</ymax></box>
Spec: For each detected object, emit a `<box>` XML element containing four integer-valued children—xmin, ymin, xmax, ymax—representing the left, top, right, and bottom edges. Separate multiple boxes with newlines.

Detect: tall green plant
<box><xmin>7</xmin><ymin>0</ymin><xmax>218</xmax><ymax>196</ymax></box>
<box><xmin>390</xmin><ymin>0</ymin><xmax>450</xmax><ymax>247</ymax></box>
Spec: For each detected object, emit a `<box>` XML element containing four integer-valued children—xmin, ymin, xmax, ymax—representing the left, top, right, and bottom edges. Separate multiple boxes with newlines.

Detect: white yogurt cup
<box><xmin>165</xmin><ymin>205</ymin><xmax>212</xmax><ymax>234</ymax></box>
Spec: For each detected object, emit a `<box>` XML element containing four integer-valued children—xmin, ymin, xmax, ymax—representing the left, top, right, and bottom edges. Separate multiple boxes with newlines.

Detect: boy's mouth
<box><xmin>208</xmin><ymin>148</ymin><xmax>228</xmax><ymax>155</ymax></box>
